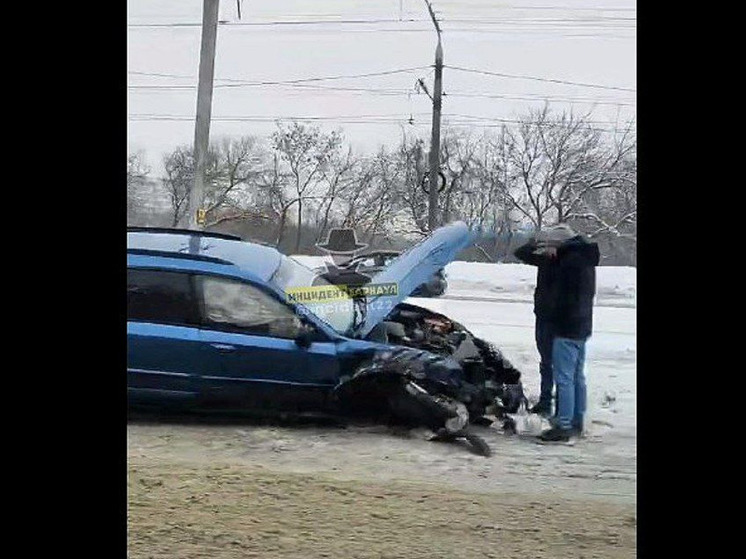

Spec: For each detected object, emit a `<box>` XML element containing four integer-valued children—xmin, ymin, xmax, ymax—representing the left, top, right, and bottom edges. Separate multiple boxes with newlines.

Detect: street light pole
<box><xmin>186</xmin><ymin>0</ymin><xmax>220</xmax><ymax>229</ymax></box>
<box><xmin>424</xmin><ymin>1</ymin><xmax>443</xmax><ymax>231</ymax></box>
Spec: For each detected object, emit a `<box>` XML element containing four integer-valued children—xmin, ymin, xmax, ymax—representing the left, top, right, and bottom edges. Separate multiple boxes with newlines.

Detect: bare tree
<box><xmin>256</xmin><ymin>151</ymin><xmax>296</xmax><ymax>246</ymax></box>
<box><xmin>161</xmin><ymin>136</ymin><xmax>268</xmax><ymax>228</ymax></box>
<box><xmin>127</xmin><ymin>152</ymin><xmax>151</xmax><ymax>224</ymax></box>
<box><xmin>562</xmin><ymin>121</ymin><xmax>637</xmax><ymax>241</ymax></box>
<box><xmin>340</xmin><ymin>148</ymin><xmax>402</xmax><ymax>244</ymax></box>
<box><xmin>497</xmin><ymin>106</ymin><xmax>636</xmax><ymax>235</ymax></box>
<box><xmin>313</xmin><ymin>146</ymin><xmax>359</xmax><ymax>242</ymax></box>
<box><xmin>391</xmin><ymin>136</ymin><xmax>430</xmax><ymax>235</ymax></box>
<box><xmin>271</xmin><ymin>122</ymin><xmax>343</xmax><ymax>252</ymax></box>
<box><xmin>145</xmin><ymin>109</ymin><xmax>635</xmax><ymax>263</ymax></box>
<box><xmin>202</xmin><ymin>136</ymin><xmax>268</xmax><ymax>227</ymax></box>
<box><xmin>439</xmin><ymin>131</ymin><xmax>479</xmax><ymax>224</ymax></box>
<box><xmin>161</xmin><ymin>147</ymin><xmax>195</xmax><ymax>227</ymax></box>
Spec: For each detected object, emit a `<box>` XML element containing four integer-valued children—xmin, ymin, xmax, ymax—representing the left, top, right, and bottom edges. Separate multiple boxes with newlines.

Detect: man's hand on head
<box><xmin>533</xmin><ymin>245</ymin><xmax>557</xmax><ymax>258</ymax></box>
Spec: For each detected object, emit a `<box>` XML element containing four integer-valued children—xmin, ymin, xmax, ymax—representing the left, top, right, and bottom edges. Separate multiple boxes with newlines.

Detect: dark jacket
<box><xmin>313</xmin><ymin>263</ymin><xmax>371</xmax><ymax>288</ymax></box>
<box><xmin>514</xmin><ymin>240</ymin><xmax>561</xmax><ymax>321</ymax></box>
<box><xmin>515</xmin><ymin>236</ymin><xmax>600</xmax><ymax>339</ymax></box>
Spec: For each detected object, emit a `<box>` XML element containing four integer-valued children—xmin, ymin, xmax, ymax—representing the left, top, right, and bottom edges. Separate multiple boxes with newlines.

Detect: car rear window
<box><xmin>127</xmin><ymin>269</ymin><xmax>198</xmax><ymax>326</ymax></box>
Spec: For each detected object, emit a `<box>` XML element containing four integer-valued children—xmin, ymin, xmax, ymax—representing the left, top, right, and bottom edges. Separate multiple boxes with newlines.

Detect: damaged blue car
<box><xmin>127</xmin><ymin>222</ymin><xmax>526</xmax><ymax>455</ymax></box>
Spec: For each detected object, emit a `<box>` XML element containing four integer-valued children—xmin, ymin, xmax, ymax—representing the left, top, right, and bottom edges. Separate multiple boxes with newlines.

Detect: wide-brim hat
<box><xmin>316</xmin><ymin>228</ymin><xmax>368</xmax><ymax>254</ymax></box>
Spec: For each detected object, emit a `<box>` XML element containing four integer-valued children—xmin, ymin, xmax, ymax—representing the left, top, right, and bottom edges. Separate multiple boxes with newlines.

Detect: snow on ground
<box><xmin>288</xmin><ymin>254</ymin><xmax>637</xmax><ymax>502</ymax></box>
<box><xmin>129</xmin><ymin>256</ymin><xmax>636</xmax><ymax>506</ymax></box>
<box><xmin>441</xmin><ymin>261</ymin><xmax>636</xmax><ymax>308</ymax></box>
<box><xmin>291</xmin><ymin>255</ymin><xmax>636</xmax><ymax>307</ymax></box>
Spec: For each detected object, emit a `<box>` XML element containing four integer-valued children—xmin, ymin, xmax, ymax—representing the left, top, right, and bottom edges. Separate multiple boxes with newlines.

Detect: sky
<box><xmin>127</xmin><ymin>0</ymin><xmax>636</xmax><ymax>172</ymax></box>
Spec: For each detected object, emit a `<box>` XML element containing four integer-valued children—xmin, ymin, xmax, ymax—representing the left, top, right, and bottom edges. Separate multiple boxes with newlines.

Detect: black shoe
<box><xmin>538</xmin><ymin>426</ymin><xmax>573</xmax><ymax>443</ymax></box>
<box><xmin>529</xmin><ymin>401</ymin><xmax>552</xmax><ymax>416</ymax></box>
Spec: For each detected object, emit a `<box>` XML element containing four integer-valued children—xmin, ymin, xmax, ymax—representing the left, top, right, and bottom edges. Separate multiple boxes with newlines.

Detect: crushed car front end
<box><xmin>334</xmin><ymin>302</ymin><xmax>526</xmax><ymax>433</ymax></box>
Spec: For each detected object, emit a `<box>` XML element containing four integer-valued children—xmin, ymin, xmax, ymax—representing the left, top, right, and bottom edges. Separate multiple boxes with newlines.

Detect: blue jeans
<box><xmin>535</xmin><ymin>319</ymin><xmax>555</xmax><ymax>406</ymax></box>
<box><xmin>552</xmin><ymin>337</ymin><xmax>588</xmax><ymax>430</ymax></box>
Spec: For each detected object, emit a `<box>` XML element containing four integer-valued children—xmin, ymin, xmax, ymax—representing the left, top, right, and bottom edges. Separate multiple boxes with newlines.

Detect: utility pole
<box><xmin>186</xmin><ymin>0</ymin><xmax>220</xmax><ymax>229</ymax></box>
<box><xmin>424</xmin><ymin>0</ymin><xmax>443</xmax><ymax>231</ymax></box>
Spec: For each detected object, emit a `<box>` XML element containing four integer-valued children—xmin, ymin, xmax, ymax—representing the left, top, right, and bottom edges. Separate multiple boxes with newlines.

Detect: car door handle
<box><xmin>210</xmin><ymin>343</ymin><xmax>236</xmax><ymax>353</ymax></box>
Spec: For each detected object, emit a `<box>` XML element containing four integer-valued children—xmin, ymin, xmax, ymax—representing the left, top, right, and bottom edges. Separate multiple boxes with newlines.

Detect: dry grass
<box><xmin>128</xmin><ymin>461</ymin><xmax>635</xmax><ymax>559</ymax></box>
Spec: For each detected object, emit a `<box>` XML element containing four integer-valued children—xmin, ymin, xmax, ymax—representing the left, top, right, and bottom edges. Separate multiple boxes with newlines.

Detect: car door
<box><xmin>194</xmin><ymin>273</ymin><xmax>341</xmax><ymax>413</ymax></box>
<box><xmin>127</xmin><ymin>268</ymin><xmax>203</xmax><ymax>406</ymax></box>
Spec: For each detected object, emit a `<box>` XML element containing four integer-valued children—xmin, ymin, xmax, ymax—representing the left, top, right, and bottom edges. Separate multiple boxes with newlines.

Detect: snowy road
<box><xmin>406</xmin><ymin>294</ymin><xmax>637</xmax><ymax>502</ymax></box>
<box><xmin>128</xmin><ymin>259</ymin><xmax>636</xmax><ymax>558</ymax></box>
<box><xmin>129</xmin><ymin>293</ymin><xmax>636</xmax><ymax>505</ymax></box>
<box><xmin>129</xmin><ymin>262</ymin><xmax>636</xmax><ymax>505</ymax></box>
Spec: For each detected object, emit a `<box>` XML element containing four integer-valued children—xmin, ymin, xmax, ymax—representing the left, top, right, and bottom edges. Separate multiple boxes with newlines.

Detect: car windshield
<box><xmin>268</xmin><ymin>255</ymin><xmax>356</xmax><ymax>335</ymax></box>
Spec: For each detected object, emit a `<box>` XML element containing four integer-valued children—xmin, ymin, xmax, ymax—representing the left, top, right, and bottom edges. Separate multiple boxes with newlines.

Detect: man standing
<box><xmin>535</xmin><ymin>226</ymin><xmax>600</xmax><ymax>443</ymax></box>
<box><xmin>514</xmin><ymin>225</ymin><xmax>576</xmax><ymax>416</ymax></box>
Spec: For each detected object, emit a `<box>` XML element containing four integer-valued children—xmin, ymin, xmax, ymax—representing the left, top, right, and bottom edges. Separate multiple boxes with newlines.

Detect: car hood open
<box><xmin>352</xmin><ymin>221</ymin><xmax>475</xmax><ymax>338</ymax></box>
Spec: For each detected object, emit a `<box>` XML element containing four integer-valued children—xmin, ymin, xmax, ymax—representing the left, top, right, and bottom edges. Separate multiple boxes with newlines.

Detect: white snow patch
<box><xmin>291</xmin><ymin>256</ymin><xmax>636</xmax><ymax>305</ymax></box>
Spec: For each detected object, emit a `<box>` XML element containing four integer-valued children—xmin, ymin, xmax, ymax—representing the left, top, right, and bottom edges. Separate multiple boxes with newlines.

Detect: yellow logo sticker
<box><xmin>286</xmin><ymin>282</ymin><xmax>399</xmax><ymax>304</ymax></box>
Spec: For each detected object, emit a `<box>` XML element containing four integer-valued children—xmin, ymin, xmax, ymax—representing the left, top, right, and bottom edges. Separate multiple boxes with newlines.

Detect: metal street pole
<box><xmin>186</xmin><ymin>0</ymin><xmax>220</xmax><ymax>229</ymax></box>
<box><xmin>424</xmin><ymin>1</ymin><xmax>443</xmax><ymax>231</ymax></box>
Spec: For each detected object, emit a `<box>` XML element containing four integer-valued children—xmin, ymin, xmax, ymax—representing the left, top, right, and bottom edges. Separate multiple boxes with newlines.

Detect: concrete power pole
<box><xmin>186</xmin><ymin>0</ymin><xmax>220</xmax><ymax>230</ymax></box>
<box><xmin>424</xmin><ymin>1</ymin><xmax>443</xmax><ymax>231</ymax></box>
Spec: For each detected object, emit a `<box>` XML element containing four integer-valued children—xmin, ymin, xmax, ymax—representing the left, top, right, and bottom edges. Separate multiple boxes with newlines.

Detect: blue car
<box><xmin>127</xmin><ymin>222</ymin><xmax>525</xmax><ymax>455</ymax></box>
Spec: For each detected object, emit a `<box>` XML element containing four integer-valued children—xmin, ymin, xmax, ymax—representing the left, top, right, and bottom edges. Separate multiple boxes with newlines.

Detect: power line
<box><xmin>128</xmin><ymin>112</ymin><xmax>431</xmax><ymax>122</ymax></box>
<box><xmin>446</xmin><ymin>65</ymin><xmax>635</xmax><ymax>92</ymax></box>
<box><xmin>128</xmin><ymin>28</ymin><xmax>633</xmax><ymax>38</ymax></box>
<box><xmin>445</xmin><ymin>112</ymin><xmax>632</xmax><ymax>126</ymax></box>
<box><xmin>129</xmin><ymin>66</ymin><xmax>430</xmax><ymax>89</ymax></box>
<box><xmin>128</xmin><ymin>16</ymin><xmax>635</xmax><ymax>28</ymax></box>
<box><xmin>230</xmin><ymin>82</ymin><xmax>636</xmax><ymax>107</ymax></box>
<box><xmin>128</xmin><ymin>69</ymin><xmax>635</xmax><ymax>99</ymax></box>
<box><xmin>129</xmin><ymin>70</ymin><xmax>194</xmax><ymax>80</ymax></box>
<box><xmin>128</xmin><ymin>18</ymin><xmax>426</xmax><ymax>28</ymax></box>
<box><xmin>436</xmin><ymin>0</ymin><xmax>636</xmax><ymax>8</ymax></box>
<box><xmin>435</xmin><ymin>2</ymin><xmax>636</xmax><ymax>16</ymax></box>
<box><xmin>128</xmin><ymin>25</ymin><xmax>633</xmax><ymax>39</ymax></box>
<box><xmin>441</xmin><ymin>120</ymin><xmax>629</xmax><ymax>134</ymax></box>
<box><xmin>444</xmin><ymin>90</ymin><xmax>634</xmax><ymax>106</ymax></box>
<box><xmin>128</xmin><ymin>77</ymin><xmax>636</xmax><ymax>107</ymax></box>
<box><xmin>128</xmin><ymin>112</ymin><xmax>634</xmax><ymax>133</ymax></box>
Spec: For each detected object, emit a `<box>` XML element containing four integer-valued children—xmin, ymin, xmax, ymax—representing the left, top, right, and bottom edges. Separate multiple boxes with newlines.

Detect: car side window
<box><xmin>127</xmin><ymin>269</ymin><xmax>197</xmax><ymax>325</ymax></box>
<box><xmin>199</xmin><ymin>275</ymin><xmax>303</xmax><ymax>339</ymax></box>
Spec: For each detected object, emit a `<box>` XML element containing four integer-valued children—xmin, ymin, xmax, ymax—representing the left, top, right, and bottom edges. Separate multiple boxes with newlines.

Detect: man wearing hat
<box><xmin>515</xmin><ymin>223</ymin><xmax>600</xmax><ymax>442</ymax></box>
<box><xmin>311</xmin><ymin>228</ymin><xmax>374</xmax><ymax>333</ymax></box>
<box><xmin>313</xmin><ymin>228</ymin><xmax>372</xmax><ymax>287</ymax></box>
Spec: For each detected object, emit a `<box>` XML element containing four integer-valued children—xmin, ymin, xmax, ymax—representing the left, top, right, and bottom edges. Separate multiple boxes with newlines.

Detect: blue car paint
<box><xmin>127</xmin><ymin>322</ymin><xmax>203</xmax><ymax>402</ymax></box>
<box><xmin>195</xmin><ymin>328</ymin><xmax>342</xmax><ymax>411</ymax></box>
<box><xmin>128</xmin><ymin>254</ymin><xmax>354</xmax><ymax>409</ymax></box>
<box><xmin>127</xmin><ymin>223</ymin><xmax>476</xmax><ymax>413</ymax></box>
<box><xmin>355</xmin><ymin>221</ymin><xmax>474</xmax><ymax>337</ymax></box>
<box><xmin>128</xmin><ymin>231</ymin><xmax>282</xmax><ymax>282</ymax></box>
<box><xmin>128</xmin><ymin>253</ymin><xmax>346</xmax><ymax>341</ymax></box>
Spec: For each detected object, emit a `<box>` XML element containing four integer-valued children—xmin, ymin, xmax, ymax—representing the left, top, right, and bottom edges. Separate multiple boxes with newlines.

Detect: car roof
<box><xmin>127</xmin><ymin>228</ymin><xmax>282</xmax><ymax>282</ymax></box>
